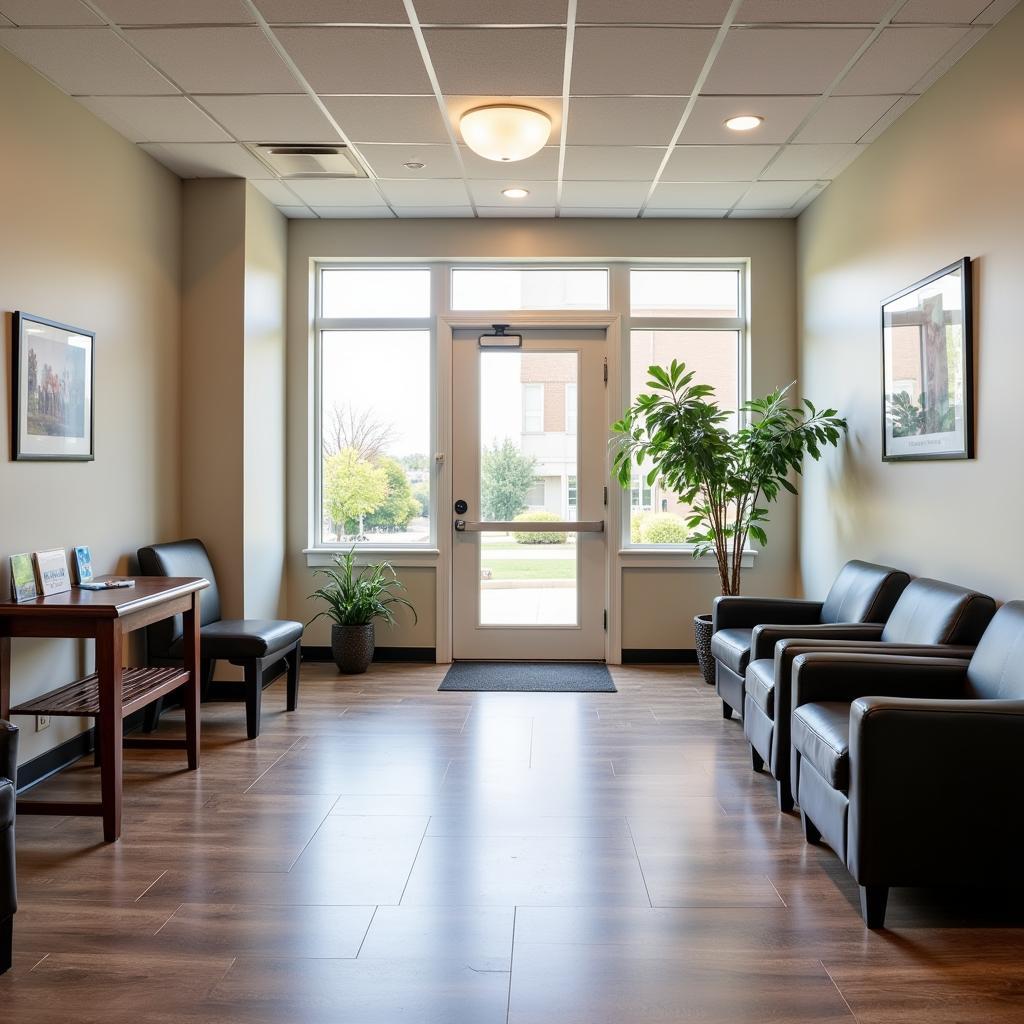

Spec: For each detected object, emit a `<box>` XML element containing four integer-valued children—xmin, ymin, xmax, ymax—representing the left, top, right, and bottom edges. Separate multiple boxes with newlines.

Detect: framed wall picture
<box><xmin>881</xmin><ymin>258</ymin><xmax>973</xmax><ymax>461</ymax></box>
<box><xmin>12</xmin><ymin>311</ymin><xmax>95</xmax><ymax>461</ymax></box>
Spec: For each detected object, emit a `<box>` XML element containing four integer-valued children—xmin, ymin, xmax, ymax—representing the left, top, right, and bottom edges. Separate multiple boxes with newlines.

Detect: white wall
<box><xmin>287</xmin><ymin>218</ymin><xmax>801</xmax><ymax>653</ymax></box>
<box><xmin>0</xmin><ymin>48</ymin><xmax>182</xmax><ymax>764</ymax></box>
<box><xmin>797</xmin><ymin>2</ymin><xmax>1024</xmax><ymax>603</ymax></box>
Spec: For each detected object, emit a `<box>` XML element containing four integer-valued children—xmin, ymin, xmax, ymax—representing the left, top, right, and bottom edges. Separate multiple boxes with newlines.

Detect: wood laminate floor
<box><xmin>4</xmin><ymin>663</ymin><xmax>1024</xmax><ymax>1022</ymax></box>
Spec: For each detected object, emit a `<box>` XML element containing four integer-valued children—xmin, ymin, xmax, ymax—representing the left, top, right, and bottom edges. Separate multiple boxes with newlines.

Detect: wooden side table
<box><xmin>0</xmin><ymin>576</ymin><xmax>208</xmax><ymax>842</ymax></box>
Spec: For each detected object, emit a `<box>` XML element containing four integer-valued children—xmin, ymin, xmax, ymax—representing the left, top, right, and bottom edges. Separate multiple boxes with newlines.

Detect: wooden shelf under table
<box><xmin>10</xmin><ymin>665</ymin><xmax>190</xmax><ymax>720</ymax></box>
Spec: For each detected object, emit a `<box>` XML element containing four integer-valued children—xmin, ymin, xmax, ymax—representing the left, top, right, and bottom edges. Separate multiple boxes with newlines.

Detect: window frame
<box><xmin>312</xmin><ymin>263</ymin><xmax>438</xmax><ymax>552</ymax></box>
<box><xmin>621</xmin><ymin>261</ymin><xmax>749</xmax><ymax>552</ymax></box>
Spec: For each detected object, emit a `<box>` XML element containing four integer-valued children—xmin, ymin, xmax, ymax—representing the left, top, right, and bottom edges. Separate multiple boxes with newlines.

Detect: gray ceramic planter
<box><xmin>693</xmin><ymin>613</ymin><xmax>716</xmax><ymax>686</ymax></box>
<box><xmin>332</xmin><ymin>622</ymin><xmax>375</xmax><ymax>674</ymax></box>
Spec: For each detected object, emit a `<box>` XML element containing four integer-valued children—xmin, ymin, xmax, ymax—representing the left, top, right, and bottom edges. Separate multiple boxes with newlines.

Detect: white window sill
<box><xmin>618</xmin><ymin>548</ymin><xmax>757</xmax><ymax>569</ymax></box>
<box><xmin>304</xmin><ymin>548</ymin><xmax>440</xmax><ymax>568</ymax></box>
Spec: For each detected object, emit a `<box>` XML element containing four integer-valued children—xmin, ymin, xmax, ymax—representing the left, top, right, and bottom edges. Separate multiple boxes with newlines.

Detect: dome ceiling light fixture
<box><xmin>460</xmin><ymin>104</ymin><xmax>552</xmax><ymax>162</ymax></box>
<box><xmin>724</xmin><ymin>114</ymin><xmax>764</xmax><ymax>132</ymax></box>
<box><xmin>501</xmin><ymin>187</ymin><xmax>530</xmax><ymax>199</ymax></box>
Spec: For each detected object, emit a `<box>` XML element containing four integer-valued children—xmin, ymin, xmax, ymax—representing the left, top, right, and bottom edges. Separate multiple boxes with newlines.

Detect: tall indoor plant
<box><xmin>611</xmin><ymin>360</ymin><xmax>847</xmax><ymax>683</ymax></box>
<box><xmin>308</xmin><ymin>548</ymin><xmax>417</xmax><ymax>674</ymax></box>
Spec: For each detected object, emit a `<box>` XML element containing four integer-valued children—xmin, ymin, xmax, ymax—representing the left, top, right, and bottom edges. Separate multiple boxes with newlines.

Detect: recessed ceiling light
<box><xmin>403</xmin><ymin>160</ymin><xmax>425</xmax><ymax>170</ymax></box>
<box><xmin>501</xmin><ymin>187</ymin><xmax>530</xmax><ymax>199</ymax></box>
<box><xmin>460</xmin><ymin>104</ymin><xmax>551</xmax><ymax>162</ymax></box>
<box><xmin>724</xmin><ymin>114</ymin><xmax>764</xmax><ymax>132</ymax></box>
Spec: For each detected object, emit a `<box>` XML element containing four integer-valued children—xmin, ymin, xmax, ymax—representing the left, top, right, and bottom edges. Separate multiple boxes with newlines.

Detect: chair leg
<box><xmin>1</xmin><ymin>914</ymin><xmax>12</xmax><ymax>975</ymax></box>
<box><xmin>750</xmin><ymin>747</ymin><xmax>764</xmax><ymax>773</ymax></box>
<box><xmin>286</xmin><ymin>645</ymin><xmax>300</xmax><ymax>713</ymax></box>
<box><xmin>801</xmin><ymin>810</ymin><xmax>821</xmax><ymax>845</ymax></box>
<box><xmin>777</xmin><ymin>780</ymin><xmax>795</xmax><ymax>813</ymax></box>
<box><xmin>92</xmin><ymin>725</ymin><xmax>101</xmax><ymax>767</ymax></box>
<box><xmin>142</xmin><ymin>697</ymin><xmax>163</xmax><ymax>734</ymax></box>
<box><xmin>201</xmin><ymin>658</ymin><xmax>217</xmax><ymax>702</ymax></box>
<box><xmin>721</xmin><ymin>701</ymin><xmax>733</xmax><ymax>720</ymax></box>
<box><xmin>859</xmin><ymin>885</ymin><xmax>889</xmax><ymax>929</ymax></box>
<box><xmin>244</xmin><ymin>660</ymin><xmax>262</xmax><ymax>740</ymax></box>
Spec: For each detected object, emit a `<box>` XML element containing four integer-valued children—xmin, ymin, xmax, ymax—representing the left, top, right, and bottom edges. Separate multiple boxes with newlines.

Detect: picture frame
<box><xmin>9</xmin><ymin>553</ymin><xmax>38</xmax><ymax>603</ymax></box>
<box><xmin>12</xmin><ymin>311</ymin><xmax>95</xmax><ymax>461</ymax></box>
<box><xmin>881</xmin><ymin>258</ymin><xmax>973</xmax><ymax>462</ymax></box>
<box><xmin>33</xmin><ymin>548</ymin><xmax>72</xmax><ymax>597</ymax></box>
<box><xmin>72</xmin><ymin>545</ymin><xmax>94</xmax><ymax>584</ymax></box>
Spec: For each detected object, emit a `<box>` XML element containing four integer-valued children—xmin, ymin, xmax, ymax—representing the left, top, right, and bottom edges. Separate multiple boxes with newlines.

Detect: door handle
<box><xmin>453</xmin><ymin>520</ymin><xmax>604</xmax><ymax>533</ymax></box>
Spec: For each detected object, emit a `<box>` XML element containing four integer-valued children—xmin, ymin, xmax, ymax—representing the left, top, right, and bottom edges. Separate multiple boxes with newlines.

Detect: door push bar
<box><xmin>454</xmin><ymin>520</ymin><xmax>604</xmax><ymax>533</ymax></box>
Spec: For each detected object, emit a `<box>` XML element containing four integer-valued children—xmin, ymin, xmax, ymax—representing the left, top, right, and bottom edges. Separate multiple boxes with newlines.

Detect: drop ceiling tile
<box><xmin>734</xmin><ymin>179</ymin><xmax>817</xmax><ymax>209</ymax></box>
<box><xmin>643</xmin><ymin>208</ymin><xmax>729</xmax><ymax>217</ymax></box>
<box><xmin>705</xmin><ymin>27</ymin><xmax>872</xmax><ymax>94</ymax></box>
<box><xmin>275</xmin><ymin>26</ymin><xmax>430</xmax><ymax>93</ymax></box>
<box><xmin>139</xmin><ymin>141</ymin><xmax>273</xmax><ymax>177</ymax></box>
<box><xmin>126</xmin><ymin>27</ymin><xmax>301</xmax><ymax>93</ymax></box>
<box><xmin>895</xmin><ymin>0</ymin><xmax>992</xmax><ymax>22</ymax></box>
<box><xmin>559</xmin><ymin>207</ymin><xmax>640</xmax><ymax>217</ymax></box>
<box><xmin>97</xmin><ymin>0</ymin><xmax>254</xmax><ymax>23</ymax></box>
<box><xmin>728</xmin><ymin>208</ymin><xmax>796</xmax><ymax>217</ymax></box>
<box><xmin>286</xmin><ymin>177</ymin><xmax>384</xmax><ymax>204</ymax></box>
<box><xmin>835</xmin><ymin>26</ymin><xmax>970</xmax><ymax>94</ymax></box>
<box><xmin>562</xmin><ymin>146</ymin><xmax>663</xmax><ymax>180</ymax></box>
<box><xmin>477</xmin><ymin>206</ymin><xmax>557</xmax><ymax>217</ymax></box>
<box><xmin>578</xmin><ymin>0</ymin><xmax>731</xmax><ymax>22</ymax></box>
<box><xmin>762</xmin><ymin>143</ymin><xmax>863</xmax><ymax>179</ymax></box>
<box><xmin>566</xmin><ymin>97</ymin><xmax>685</xmax><ymax>147</ymax></box>
<box><xmin>560</xmin><ymin>181</ymin><xmax>650</xmax><ymax>206</ymax></box>
<box><xmin>324</xmin><ymin>96</ymin><xmax>450</xmax><ymax>144</ymax></box>
<box><xmin>859</xmin><ymin>95</ymin><xmax>917</xmax><ymax>142</ymax></box>
<box><xmin>277</xmin><ymin>205</ymin><xmax>317</xmax><ymax>217</ymax></box>
<box><xmin>197</xmin><ymin>94</ymin><xmax>337</xmax><ymax>142</ymax></box>
<box><xmin>311</xmin><ymin>205</ymin><xmax>396</xmax><ymax>217</ymax></box>
<box><xmin>415</xmin><ymin>0</ymin><xmax>568</xmax><ymax>22</ymax></box>
<box><xmin>77</xmin><ymin>95</ymin><xmax>230</xmax><ymax>142</ymax></box>
<box><xmin>738</xmin><ymin>0</ymin><xmax>892</xmax><ymax>21</ymax></box>
<box><xmin>662</xmin><ymin>144</ymin><xmax>778</xmax><ymax>180</ymax></box>
<box><xmin>250</xmin><ymin>178</ymin><xmax>304</xmax><ymax>204</ymax></box>
<box><xmin>0</xmin><ymin>1</ymin><xmax>101</xmax><ymax>25</ymax></box>
<box><xmin>0</xmin><ymin>27</ymin><xmax>176</xmax><ymax>93</ymax></box>
<box><xmin>974</xmin><ymin>0</ymin><xmax>1020</xmax><ymax>22</ymax></box>
<box><xmin>571</xmin><ymin>27</ymin><xmax>715</xmax><ymax>94</ymax></box>
<box><xmin>378</xmin><ymin>179</ymin><xmax>469</xmax><ymax>206</ymax></box>
<box><xmin>795</xmin><ymin>94</ymin><xmax>900</xmax><ymax>143</ymax></box>
<box><xmin>678</xmin><ymin>95</ymin><xmax>817</xmax><ymax>144</ymax></box>
<box><xmin>254</xmin><ymin>0</ymin><xmax>408</xmax><ymax>22</ymax></box>
<box><xmin>468</xmin><ymin>180</ymin><xmax>558</xmax><ymax>206</ymax></box>
<box><xmin>393</xmin><ymin>206</ymin><xmax>475</xmax><ymax>217</ymax></box>
<box><xmin>359</xmin><ymin>144</ymin><xmax>463</xmax><ymax>178</ymax></box>
<box><xmin>0</xmin><ymin>13</ymin><xmax>11</xmax><ymax>24</ymax></box>
<box><xmin>648</xmin><ymin>181</ymin><xmax>749</xmax><ymax>209</ymax></box>
<box><xmin>909</xmin><ymin>24</ymin><xmax>986</xmax><ymax>92</ymax></box>
<box><xmin>460</xmin><ymin>146</ymin><xmax>559</xmax><ymax>179</ymax></box>
<box><xmin>423</xmin><ymin>27</ymin><xmax>566</xmax><ymax>95</ymax></box>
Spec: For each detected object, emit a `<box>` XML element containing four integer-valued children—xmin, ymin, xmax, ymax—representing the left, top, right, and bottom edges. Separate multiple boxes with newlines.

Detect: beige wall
<box><xmin>0</xmin><ymin>49</ymin><xmax>181</xmax><ymax>764</ymax></box>
<box><xmin>797</xmin><ymin>3</ymin><xmax>1024</xmax><ymax>603</ymax></box>
<box><xmin>287</xmin><ymin>218</ymin><xmax>800</xmax><ymax>652</ymax></box>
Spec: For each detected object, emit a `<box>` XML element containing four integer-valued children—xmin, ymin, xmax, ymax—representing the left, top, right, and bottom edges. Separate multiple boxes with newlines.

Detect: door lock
<box><xmin>454</xmin><ymin>499</ymin><xmax>468</xmax><ymax>515</ymax></box>
<box><xmin>454</xmin><ymin>519</ymin><xmax>467</xmax><ymax>532</ymax></box>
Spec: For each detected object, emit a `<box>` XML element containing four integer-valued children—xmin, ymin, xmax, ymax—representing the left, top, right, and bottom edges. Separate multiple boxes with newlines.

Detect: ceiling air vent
<box><xmin>253</xmin><ymin>144</ymin><xmax>367</xmax><ymax>179</ymax></box>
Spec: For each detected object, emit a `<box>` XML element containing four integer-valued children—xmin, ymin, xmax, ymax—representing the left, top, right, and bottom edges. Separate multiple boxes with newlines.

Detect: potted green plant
<box><xmin>611</xmin><ymin>361</ymin><xmax>847</xmax><ymax>686</ymax></box>
<box><xmin>308</xmin><ymin>548</ymin><xmax>417</xmax><ymax>674</ymax></box>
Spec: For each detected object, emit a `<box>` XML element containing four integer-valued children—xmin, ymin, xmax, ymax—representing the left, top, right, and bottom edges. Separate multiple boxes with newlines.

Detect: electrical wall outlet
<box><xmin>35</xmin><ymin>715</ymin><xmax>50</xmax><ymax>732</ymax></box>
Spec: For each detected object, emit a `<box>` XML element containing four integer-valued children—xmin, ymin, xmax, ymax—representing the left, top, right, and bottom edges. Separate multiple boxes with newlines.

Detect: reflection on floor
<box><xmin>5</xmin><ymin>662</ymin><xmax>1024</xmax><ymax>1022</ymax></box>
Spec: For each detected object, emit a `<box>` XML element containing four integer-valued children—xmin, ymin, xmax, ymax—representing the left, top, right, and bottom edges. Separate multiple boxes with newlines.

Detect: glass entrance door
<box><xmin>451</xmin><ymin>328</ymin><xmax>607</xmax><ymax>661</ymax></box>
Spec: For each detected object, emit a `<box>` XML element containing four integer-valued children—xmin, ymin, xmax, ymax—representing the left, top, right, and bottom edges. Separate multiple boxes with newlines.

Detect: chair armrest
<box><xmin>750</xmin><ymin>623</ymin><xmax>884</xmax><ymax>662</ymax></box>
<box><xmin>847</xmin><ymin>697</ymin><xmax>1024</xmax><ymax>884</ymax></box>
<box><xmin>713</xmin><ymin>596</ymin><xmax>823</xmax><ymax>632</ymax></box>
<box><xmin>0</xmin><ymin>721</ymin><xmax>17</xmax><ymax>790</ymax></box>
<box><xmin>791</xmin><ymin>653</ymin><xmax>970</xmax><ymax>709</ymax></box>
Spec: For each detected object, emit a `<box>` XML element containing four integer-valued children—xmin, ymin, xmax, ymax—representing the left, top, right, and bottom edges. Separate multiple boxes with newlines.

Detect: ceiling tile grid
<box><xmin>0</xmin><ymin>0</ymin><xmax>1016</xmax><ymax>219</ymax></box>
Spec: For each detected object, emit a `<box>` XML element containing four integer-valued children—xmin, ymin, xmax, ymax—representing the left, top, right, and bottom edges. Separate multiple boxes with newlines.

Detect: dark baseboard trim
<box><xmin>301</xmin><ymin>645</ymin><xmax>436</xmax><ymax>664</ymax></box>
<box><xmin>16</xmin><ymin>708</ymin><xmax>150</xmax><ymax>793</ymax></box>
<box><xmin>622</xmin><ymin>648</ymin><xmax>698</xmax><ymax>664</ymax></box>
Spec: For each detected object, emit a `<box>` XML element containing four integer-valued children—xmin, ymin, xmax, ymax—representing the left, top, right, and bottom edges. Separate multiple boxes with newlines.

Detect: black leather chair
<box><xmin>137</xmin><ymin>539</ymin><xmax>303</xmax><ymax>740</ymax></box>
<box><xmin>789</xmin><ymin>600</ymin><xmax>1024</xmax><ymax>927</ymax></box>
<box><xmin>1</xmin><ymin>720</ymin><xmax>17</xmax><ymax>975</ymax></box>
<box><xmin>711</xmin><ymin>560</ymin><xmax>910</xmax><ymax>724</ymax></box>
<box><xmin>745</xmin><ymin>577</ymin><xmax>995</xmax><ymax>811</ymax></box>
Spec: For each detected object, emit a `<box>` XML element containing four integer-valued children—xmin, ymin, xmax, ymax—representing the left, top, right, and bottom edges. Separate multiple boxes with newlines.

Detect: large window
<box><xmin>451</xmin><ymin>268</ymin><xmax>608</xmax><ymax>311</ymax></box>
<box><xmin>626</xmin><ymin>266</ymin><xmax>745</xmax><ymax>548</ymax></box>
<box><xmin>316</xmin><ymin>269</ymin><xmax>433</xmax><ymax>547</ymax></box>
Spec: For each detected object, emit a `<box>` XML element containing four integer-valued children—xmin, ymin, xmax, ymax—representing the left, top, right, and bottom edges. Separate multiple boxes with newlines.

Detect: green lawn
<box><xmin>481</xmin><ymin>559</ymin><xmax>576</xmax><ymax>581</ymax></box>
<box><xmin>481</xmin><ymin>541</ymin><xmax>574</xmax><ymax>553</ymax></box>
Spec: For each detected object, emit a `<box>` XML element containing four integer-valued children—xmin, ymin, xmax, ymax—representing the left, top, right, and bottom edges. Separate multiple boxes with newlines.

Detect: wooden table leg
<box><xmin>183</xmin><ymin>591</ymin><xmax>201</xmax><ymax>771</ymax></box>
<box><xmin>96</xmin><ymin>621</ymin><xmax>123</xmax><ymax>843</ymax></box>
